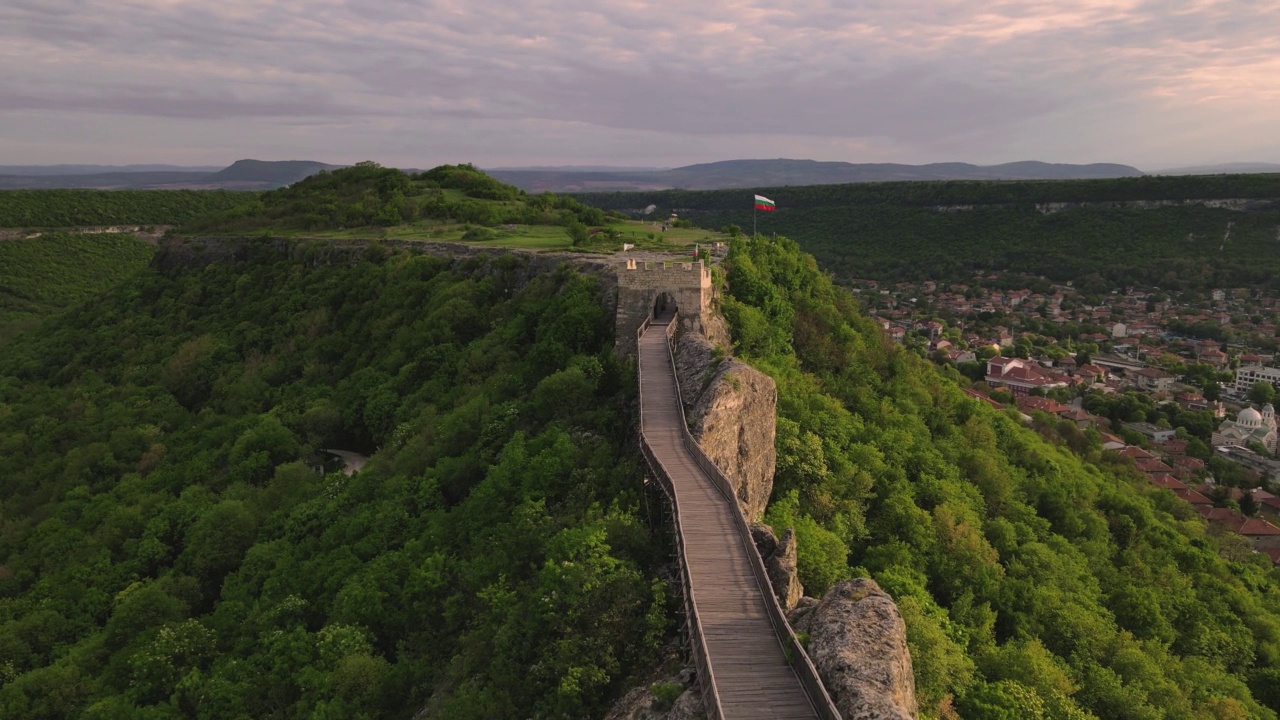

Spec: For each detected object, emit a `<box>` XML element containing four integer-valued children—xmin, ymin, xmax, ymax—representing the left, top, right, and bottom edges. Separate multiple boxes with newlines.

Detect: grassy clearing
<box><xmin>260</xmin><ymin>219</ymin><xmax>730</xmax><ymax>254</ymax></box>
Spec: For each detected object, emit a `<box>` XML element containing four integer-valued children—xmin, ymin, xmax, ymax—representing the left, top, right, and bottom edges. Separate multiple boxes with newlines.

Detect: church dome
<box><xmin>1238</xmin><ymin>407</ymin><xmax>1263</xmax><ymax>427</ymax></box>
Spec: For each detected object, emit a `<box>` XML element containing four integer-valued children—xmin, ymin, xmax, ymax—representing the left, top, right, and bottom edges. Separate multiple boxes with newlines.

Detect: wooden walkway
<box><xmin>639</xmin><ymin>320</ymin><xmax>821</xmax><ymax>719</ymax></box>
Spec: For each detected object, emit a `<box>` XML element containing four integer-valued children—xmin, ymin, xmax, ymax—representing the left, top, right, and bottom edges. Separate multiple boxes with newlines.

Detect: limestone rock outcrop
<box><xmin>603</xmin><ymin>674</ymin><xmax>704</xmax><ymax>720</ymax></box>
<box><xmin>790</xmin><ymin>579</ymin><xmax>919</xmax><ymax>720</ymax></box>
<box><xmin>750</xmin><ymin>524</ymin><xmax>804</xmax><ymax>610</ymax></box>
<box><xmin>672</xmin><ymin>327</ymin><xmax>777</xmax><ymax>522</ymax></box>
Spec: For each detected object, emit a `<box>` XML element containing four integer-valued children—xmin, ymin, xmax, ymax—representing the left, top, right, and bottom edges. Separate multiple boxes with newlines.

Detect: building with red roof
<box><xmin>1136</xmin><ymin>457</ymin><xmax>1176</xmax><ymax>474</ymax></box>
<box><xmin>985</xmin><ymin>357</ymin><xmax>1068</xmax><ymax>396</ymax></box>
<box><xmin>1147</xmin><ymin>473</ymin><xmax>1185</xmax><ymax>490</ymax></box>
<box><xmin>1172</xmin><ymin>486</ymin><xmax>1213</xmax><ymax>505</ymax></box>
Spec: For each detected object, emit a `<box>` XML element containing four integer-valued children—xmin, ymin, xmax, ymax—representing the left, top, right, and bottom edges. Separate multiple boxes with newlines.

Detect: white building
<box><xmin>1234</xmin><ymin>364</ymin><xmax>1280</xmax><ymax>396</ymax></box>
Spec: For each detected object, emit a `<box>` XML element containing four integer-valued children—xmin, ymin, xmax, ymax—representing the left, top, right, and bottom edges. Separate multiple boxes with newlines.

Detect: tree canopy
<box><xmin>0</xmin><ymin>242</ymin><xmax>666</xmax><ymax>718</ymax></box>
<box><xmin>180</xmin><ymin>163</ymin><xmax>607</xmax><ymax>234</ymax></box>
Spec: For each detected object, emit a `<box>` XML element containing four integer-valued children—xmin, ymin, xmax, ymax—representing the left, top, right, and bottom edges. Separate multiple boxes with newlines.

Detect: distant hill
<box><xmin>488</xmin><ymin>158</ymin><xmax>1144</xmax><ymax>192</ymax></box>
<box><xmin>178</xmin><ymin>162</ymin><xmax>609</xmax><ymax>237</ymax></box>
<box><xmin>205</xmin><ymin>159</ymin><xmax>341</xmax><ymax>186</ymax></box>
<box><xmin>1155</xmin><ymin>162</ymin><xmax>1280</xmax><ymax>176</ymax></box>
<box><xmin>0</xmin><ymin>159</ymin><xmax>340</xmax><ymax>190</ymax></box>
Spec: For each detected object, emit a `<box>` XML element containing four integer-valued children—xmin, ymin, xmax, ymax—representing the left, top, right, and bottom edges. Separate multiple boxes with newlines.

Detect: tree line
<box><xmin>577</xmin><ymin>175</ymin><xmax>1280</xmax><ymax>290</ymax></box>
<box><xmin>0</xmin><ymin>190</ymin><xmax>255</xmax><ymax>228</ymax></box>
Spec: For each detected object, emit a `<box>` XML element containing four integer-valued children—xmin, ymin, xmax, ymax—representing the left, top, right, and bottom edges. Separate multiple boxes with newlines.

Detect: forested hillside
<box><xmin>722</xmin><ymin>235</ymin><xmax>1280</xmax><ymax>718</ymax></box>
<box><xmin>182</xmin><ymin>162</ymin><xmax>607</xmax><ymax>235</ymax></box>
<box><xmin>578</xmin><ymin>174</ymin><xmax>1280</xmax><ymax>289</ymax></box>
<box><xmin>0</xmin><ymin>233</ymin><xmax>155</xmax><ymax>344</ymax></box>
<box><xmin>0</xmin><ymin>242</ymin><xmax>667</xmax><ymax>718</ymax></box>
<box><xmin>0</xmin><ymin>190</ymin><xmax>255</xmax><ymax>228</ymax></box>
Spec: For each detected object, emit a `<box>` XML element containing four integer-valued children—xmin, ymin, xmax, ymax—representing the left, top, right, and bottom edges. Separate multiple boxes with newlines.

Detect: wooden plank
<box><xmin>638</xmin><ymin>329</ymin><xmax>821</xmax><ymax>719</ymax></box>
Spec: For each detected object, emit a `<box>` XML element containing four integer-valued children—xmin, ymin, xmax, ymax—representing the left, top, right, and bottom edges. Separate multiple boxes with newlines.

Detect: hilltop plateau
<box><xmin>174</xmin><ymin>161</ymin><xmax>727</xmax><ymax>253</ymax></box>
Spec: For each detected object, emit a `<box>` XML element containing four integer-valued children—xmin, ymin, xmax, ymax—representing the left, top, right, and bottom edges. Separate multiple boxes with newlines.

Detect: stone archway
<box><xmin>654</xmin><ymin>292</ymin><xmax>677</xmax><ymax>320</ymax></box>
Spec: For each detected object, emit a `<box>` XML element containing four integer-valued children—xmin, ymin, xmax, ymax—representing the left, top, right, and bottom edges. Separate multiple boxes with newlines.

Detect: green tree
<box><xmin>1250</xmin><ymin>381</ymin><xmax>1276</xmax><ymax>405</ymax></box>
<box><xmin>178</xmin><ymin>500</ymin><xmax>258</xmax><ymax>599</ymax></box>
<box><xmin>565</xmin><ymin>220</ymin><xmax>590</xmax><ymax>246</ymax></box>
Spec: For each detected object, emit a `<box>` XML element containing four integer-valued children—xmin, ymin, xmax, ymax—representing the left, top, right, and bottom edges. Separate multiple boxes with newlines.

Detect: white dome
<box><xmin>1238</xmin><ymin>407</ymin><xmax>1263</xmax><ymax>427</ymax></box>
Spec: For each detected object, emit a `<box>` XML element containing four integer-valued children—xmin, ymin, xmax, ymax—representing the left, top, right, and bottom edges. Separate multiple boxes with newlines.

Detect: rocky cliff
<box><xmin>791</xmin><ymin>579</ymin><xmax>919</xmax><ymax>720</ymax></box>
<box><xmin>750</xmin><ymin>523</ymin><xmax>804</xmax><ymax>610</ymax></box>
<box><xmin>672</xmin><ymin>324</ymin><xmax>777</xmax><ymax>522</ymax></box>
<box><xmin>603</xmin><ymin>673</ymin><xmax>704</xmax><ymax>720</ymax></box>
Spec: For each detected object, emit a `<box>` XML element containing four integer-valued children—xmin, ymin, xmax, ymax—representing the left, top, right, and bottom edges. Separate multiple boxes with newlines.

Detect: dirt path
<box><xmin>0</xmin><ymin>226</ymin><xmax>171</xmax><ymax>243</ymax></box>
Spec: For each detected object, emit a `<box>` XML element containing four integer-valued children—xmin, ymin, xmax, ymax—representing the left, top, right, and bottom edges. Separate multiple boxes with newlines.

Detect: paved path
<box><xmin>639</xmin><ymin>321</ymin><xmax>820</xmax><ymax>720</ymax></box>
<box><xmin>320</xmin><ymin>449</ymin><xmax>368</xmax><ymax>476</ymax></box>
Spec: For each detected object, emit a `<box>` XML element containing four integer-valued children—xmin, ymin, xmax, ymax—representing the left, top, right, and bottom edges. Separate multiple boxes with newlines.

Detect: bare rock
<box><xmin>750</xmin><ymin>523</ymin><xmax>779</xmax><ymax>557</ymax></box>
<box><xmin>792</xmin><ymin>579</ymin><xmax>918</xmax><ymax>720</ymax></box>
<box><xmin>787</xmin><ymin>596</ymin><xmax>820</xmax><ymax>627</ymax></box>
<box><xmin>699</xmin><ymin>310</ymin><xmax>733</xmax><ymax>351</ymax></box>
<box><xmin>603</xmin><ymin>675</ymin><xmax>705</xmax><ymax>720</ymax></box>
<box><xmin>770</xmin><ymin>528</ymin><xmax>804</xmax><ymax>610</ymax></box>
<box><xmin>673</xmin><ymin>328</ymin><xmax>777</xmax><ymax>522</ymax></box>
<box><xmin>750</xmin><ymin>523</ymin><xmax>804</xmax><ymax>610</ymax></box>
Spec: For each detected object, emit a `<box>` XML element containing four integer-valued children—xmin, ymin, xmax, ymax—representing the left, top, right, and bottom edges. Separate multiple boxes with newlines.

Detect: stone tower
<box><xmin>615</xmin><ymin>258</ymin><xmax>713</xmax><ymax>355</ymax></box>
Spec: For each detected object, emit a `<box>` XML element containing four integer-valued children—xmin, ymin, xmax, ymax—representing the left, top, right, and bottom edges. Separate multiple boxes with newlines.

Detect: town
<box><xmin>858</xmin><ymin>272</ymin><xmax>1280</xmax><ymax>565</ymax></box>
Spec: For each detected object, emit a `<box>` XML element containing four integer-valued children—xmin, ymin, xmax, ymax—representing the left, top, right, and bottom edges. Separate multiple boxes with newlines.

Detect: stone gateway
<box><xmin>615</xmin><ymin>259</ymin><xmax>713</xmax><ymax>355</ymax></box>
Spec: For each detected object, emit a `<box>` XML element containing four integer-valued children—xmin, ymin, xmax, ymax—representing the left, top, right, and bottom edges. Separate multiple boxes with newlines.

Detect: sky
<box><xmin>3</xmin><ymin>0</ymin><xmax>1279</xmax><ymax>170</ymax></box>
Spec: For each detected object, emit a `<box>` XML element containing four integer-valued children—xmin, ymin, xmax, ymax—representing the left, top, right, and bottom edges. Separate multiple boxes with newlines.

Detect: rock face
<box><xmin>791</xmin><ymin>579</ymin><xmax>919</xmax><ymax>720</ymax></box>
<box><xmin>603</xmin><ymin>675</ymin><xmax>705</xmax><ymax>720</ymax></box>
<box><xmin>750</xmin><ymin>524</ymin><xmax>804</xmax><ymax>610</ymax></box>
<box><xmin>672</xmin><ymin>327</ymin><xmax>777</xmax><ymax>522</ymax></box>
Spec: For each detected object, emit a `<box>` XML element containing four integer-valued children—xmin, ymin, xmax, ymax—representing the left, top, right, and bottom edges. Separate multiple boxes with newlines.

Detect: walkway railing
<box><xmin>637</xmin><ymin>312</ymin><xmax>722</xmax><ymax>715</ymax></box>
<box><xmin>637</xmin><ymin>313</ymin><xmax>842</xmax><ymax>720</ymax></box>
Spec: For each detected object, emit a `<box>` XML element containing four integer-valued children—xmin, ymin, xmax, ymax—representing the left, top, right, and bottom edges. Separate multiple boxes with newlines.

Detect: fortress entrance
<box><xmin>615</xmin><ymin>258</ymin><xmax>711</xmax><ymax>355</ymax></box>
<box><xmin>654</xmin><ymin>292</ymin><xmax>677</xmax><ymax>320</ymax></box>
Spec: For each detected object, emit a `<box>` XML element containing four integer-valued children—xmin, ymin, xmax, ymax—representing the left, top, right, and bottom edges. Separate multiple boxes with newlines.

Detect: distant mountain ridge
<box><xmin>206</xmin><ymin>159</ymin><xmax>341</xmax><ymax>185</ymax></box>
<box><xmin>0</xmin><ymin>160</ymin><xmax>341</xmax><ymax>190</ymax></box>
<box><xmin>0</xmin><ymin>164</ymin><xmax>224</xmax><ymax>176</ymax></box>
<box><xmin>488</xmin><ymin>158</ymin><xmax>1145</xmax><ymax>192</ymax></box>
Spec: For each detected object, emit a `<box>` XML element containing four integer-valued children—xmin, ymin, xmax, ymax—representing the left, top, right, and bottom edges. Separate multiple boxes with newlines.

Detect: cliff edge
<box><xmin>672</xmin><ymin>322</ymin><xmax>777</xmax><ymax>523</ymax></box>
<box><xmin>791</xmin><ymin>579</ymin><xmax>919</xmax><ymax>720</ymax></box>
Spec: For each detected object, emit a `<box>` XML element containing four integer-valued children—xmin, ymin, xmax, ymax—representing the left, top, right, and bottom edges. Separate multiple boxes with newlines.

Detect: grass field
<box><xmin>262</xmin><ymin>219</ymin><xmax>728</xmax><ymax>253</ymax></box>
<box><xmin>0</xmin><ymin>233</ymin><xmax>154</xmax><ymax>344</ymax></box>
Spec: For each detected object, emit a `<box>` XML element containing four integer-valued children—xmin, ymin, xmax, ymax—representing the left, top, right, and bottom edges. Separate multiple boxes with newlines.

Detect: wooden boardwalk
<box><xmin>639</xmin><ymin>320</ymin><xmax>822</xmax><ymax>720</ymax></box>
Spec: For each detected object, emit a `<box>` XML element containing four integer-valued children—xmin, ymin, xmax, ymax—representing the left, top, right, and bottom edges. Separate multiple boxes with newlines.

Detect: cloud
<box><xmin>1</xmin><ymin>0</ymin><xmax>1278</xmax><ymax>166</ymax></box>
<box><xmin>1</xmin><ymin>86</ymin><xmax>356</xmax><ymax>120</ymax></box>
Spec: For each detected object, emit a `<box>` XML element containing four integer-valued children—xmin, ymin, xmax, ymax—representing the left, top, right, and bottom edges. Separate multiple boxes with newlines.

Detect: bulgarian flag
<box><xmin>754</xmin><ymin>194</ymin><xmax>775</xmax><ymax>211</ymax></box>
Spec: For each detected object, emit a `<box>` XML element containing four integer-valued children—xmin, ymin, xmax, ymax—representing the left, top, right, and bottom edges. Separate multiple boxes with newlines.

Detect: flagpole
<box><xmin>753</xmin><ymin>201</ymin><xmax>757</xmax><ymax>238</ymax></box>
